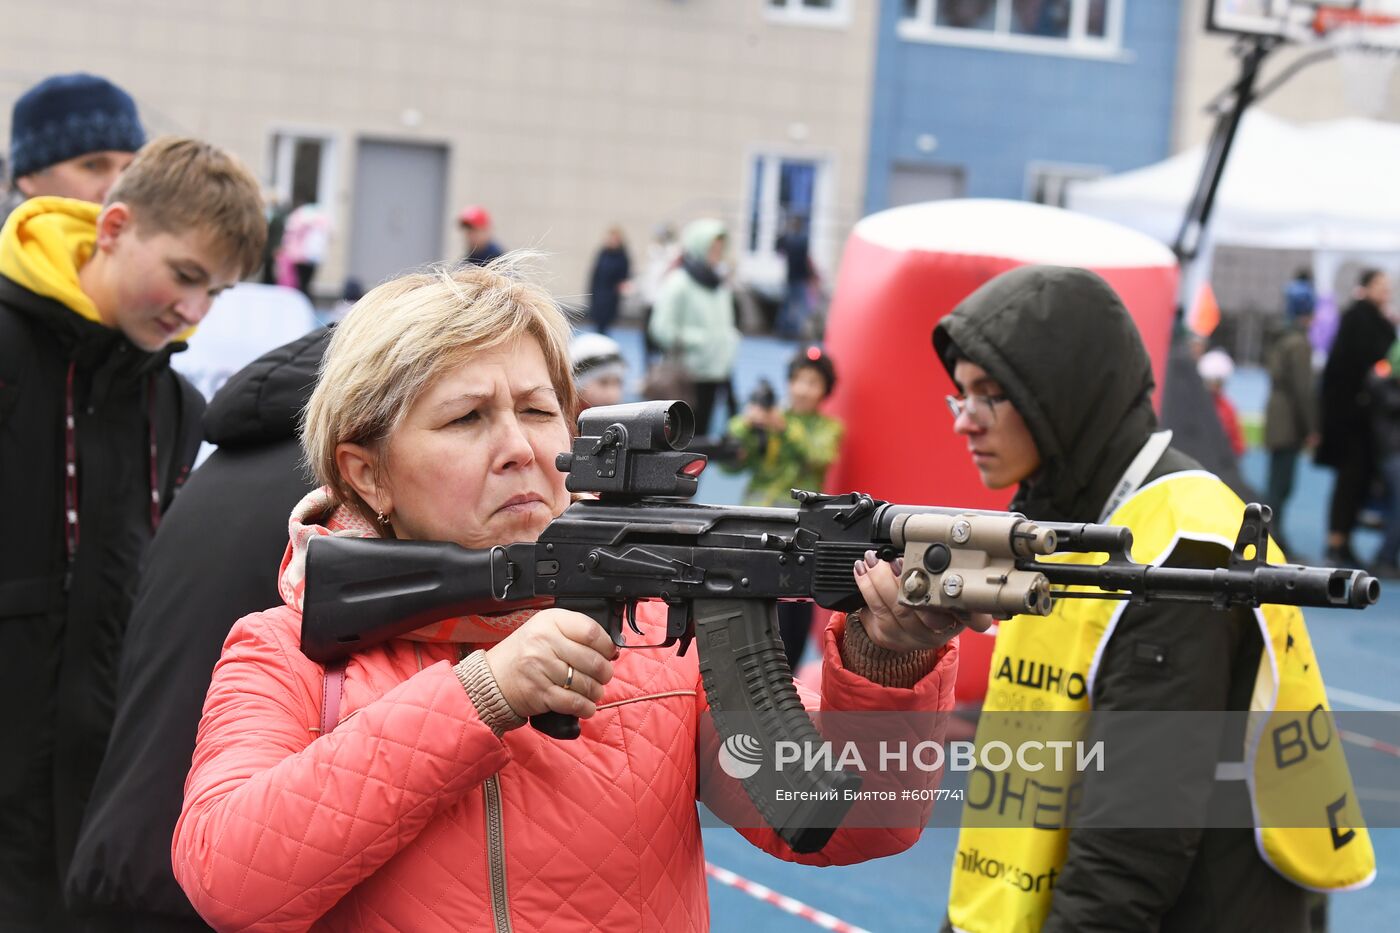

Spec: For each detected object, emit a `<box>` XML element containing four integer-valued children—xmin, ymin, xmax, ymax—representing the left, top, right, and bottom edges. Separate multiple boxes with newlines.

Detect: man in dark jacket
<box><xmin>0</xmin><ymin>138</ymin><xmax>264</xmax><ymax>930</ymax></box>
<box><xmin>935</xmin><ymin>266</ymin><xmax>1370</xmax><ymax>933</ymax></box>
<box><xmin>1364</xmin><ymin>335</ymin><xmax>1400</xmax><ymax>575</ymax></box>
<box><xmin>458</xmin><ymin>204</ymin><xmax>504</xmax><ymax>266</ymax></box>
<box><xmin>1318</xmin><ymin>269</ymin><xmax>1394</xmax><ymax>565</ymax></box>
<box><xmin>774</xmin><ymin>214</ymin><xmax>818</xmax><ymax>340</ymax></box>
<box><xmin>586</xmin><ymin>226</ymin><xmax>631</xmax><ymax>334</ymax></box>
<box><xmin>66</xmin><ymin>329</ymin><xmax>328</xmax><ymax>931</ymax></box>
<box><xmin>1264</xmin><ymin>292</ymin><xmax>1318</xmax><ymax>549</ymax></box>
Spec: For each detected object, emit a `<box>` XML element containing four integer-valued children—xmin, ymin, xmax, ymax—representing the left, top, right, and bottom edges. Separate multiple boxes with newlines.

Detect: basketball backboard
<box><xmin>1207</xmin><ymin>0</ymin><xmax>1357</xmax><ymax>40</ymax></box>
<box><xmin>1205</xmin><ymin>1</ymin><xmax>1400</xmax><ymax>125</ymax></box>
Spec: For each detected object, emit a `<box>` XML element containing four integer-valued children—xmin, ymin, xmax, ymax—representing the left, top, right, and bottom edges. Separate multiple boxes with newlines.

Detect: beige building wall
<box><xmin>1</xmin><ymin>0</ymin><xmax>876</xmax><ymax>306</ymax></box>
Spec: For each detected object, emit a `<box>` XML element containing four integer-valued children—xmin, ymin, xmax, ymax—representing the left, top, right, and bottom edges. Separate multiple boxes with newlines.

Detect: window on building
<box><xmin>1026</xmin><ymin>161</ymin><xmax>1106</xmax><ymax>207</ymax></box>
<box><xmin>766</xmin><ymin>0</ymin><xmax>850</xmax><ymax>26</ymax></box>
<box><xmin>900</xmin><ymin>0</ymin><xmax>1120</xmax><ymax>54</ymax></box>
<box><xmin>742</xmin><ymin>152</ymin><xmax>830</xmax><ymax>294</ymax></box>
<box><xmin>747</xmin><ymin>155</ymin><xmax>821</xmax><ymax>253</ymax></box>
<box><xmin>269</xmin><ymin>132</ymin><xmax>336</xmax><ymax>210</ymax></box>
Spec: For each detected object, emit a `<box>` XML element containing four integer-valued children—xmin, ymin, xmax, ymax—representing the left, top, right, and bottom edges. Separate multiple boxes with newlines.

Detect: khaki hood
<box><xmin>933</xmin><ymin>265</ymin><xmax>1157</xmax><ymax>523</ymax></box>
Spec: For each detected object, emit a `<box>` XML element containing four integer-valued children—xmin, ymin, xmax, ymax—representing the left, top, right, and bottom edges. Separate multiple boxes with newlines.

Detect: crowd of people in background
<box><xmin>1185</xmin><ymin>265</ymin><xmax>1400</xmax><ymax>573</ymax></box>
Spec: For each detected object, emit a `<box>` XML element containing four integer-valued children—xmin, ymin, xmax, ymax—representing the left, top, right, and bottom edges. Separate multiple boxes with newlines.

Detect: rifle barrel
<box><xmin>1032</xmin><ymin>562</ymin><xmax>1379</xmax><ymax>610</ymax></box>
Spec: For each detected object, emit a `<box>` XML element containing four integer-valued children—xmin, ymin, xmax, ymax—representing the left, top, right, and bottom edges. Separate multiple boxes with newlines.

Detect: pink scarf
<box><xmin>278</xmin><ymin>487</ymin><xmax>538</xmax><ymax>645</ymax></box>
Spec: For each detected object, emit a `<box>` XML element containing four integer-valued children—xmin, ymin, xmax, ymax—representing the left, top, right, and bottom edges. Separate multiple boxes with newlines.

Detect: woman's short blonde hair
<box><xmin>302</xmin><ymin>258</ymin><xmax>578</xmax><ymax>525</ymax></box>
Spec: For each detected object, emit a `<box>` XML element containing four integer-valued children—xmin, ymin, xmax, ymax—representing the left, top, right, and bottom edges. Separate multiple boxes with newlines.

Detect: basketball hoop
<box><xmin>1313</xmin><ymin>4</ymin><xmax>1400</xmax><ymax>115</ymax></box>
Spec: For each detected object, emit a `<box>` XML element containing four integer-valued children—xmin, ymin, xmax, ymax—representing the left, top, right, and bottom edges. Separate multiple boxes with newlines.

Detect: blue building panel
<box><xmin>866</xmin><ymin>0</ymin><xmax>1182</xmax><ymax>212</ymax></box>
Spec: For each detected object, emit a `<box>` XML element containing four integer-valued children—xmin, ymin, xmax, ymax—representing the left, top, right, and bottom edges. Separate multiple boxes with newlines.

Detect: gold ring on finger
<box><xmin>563</xmin><ymin>664</ymin><xmax>575</xmax><ymax>690</ymax></box>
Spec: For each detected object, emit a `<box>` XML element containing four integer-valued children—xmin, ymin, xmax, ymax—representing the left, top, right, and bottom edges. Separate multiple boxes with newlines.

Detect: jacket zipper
<box><xmin>484</xmin><ymin>775</ymin><xmax>513</xmax><ymax>932</ymax></box>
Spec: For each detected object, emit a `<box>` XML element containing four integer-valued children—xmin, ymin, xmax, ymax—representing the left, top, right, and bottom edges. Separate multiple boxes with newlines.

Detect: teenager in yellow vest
<box><xmin>932</xmin><ymin>266</ymin><xmax>1373</xmax><ymax>933</ymax></box>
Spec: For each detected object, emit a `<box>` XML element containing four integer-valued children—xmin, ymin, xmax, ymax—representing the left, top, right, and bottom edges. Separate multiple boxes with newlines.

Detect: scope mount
<box><xmin>555</xmin><ymin>400</ymin><xmax>707</xmax><ymax>501</ymax></box>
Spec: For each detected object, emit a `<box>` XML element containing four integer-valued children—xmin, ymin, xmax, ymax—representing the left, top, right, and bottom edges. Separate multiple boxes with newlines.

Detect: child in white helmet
<box><xmin>570</xmin><ymin>331</ymin><xmax>628</xmax><ymax>410</ymax></box>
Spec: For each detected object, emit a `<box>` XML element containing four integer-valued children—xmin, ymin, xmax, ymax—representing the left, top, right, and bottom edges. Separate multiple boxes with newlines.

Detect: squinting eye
<box><xmin>453</xmin><ymin>411</ymin><xmax>480</xmax><ymax>425</ymax></box>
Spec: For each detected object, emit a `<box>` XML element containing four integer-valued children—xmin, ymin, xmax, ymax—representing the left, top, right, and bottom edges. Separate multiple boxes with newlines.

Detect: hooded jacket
<box><xmin>933</xmin><ymin>266</ymin><xmax>1307</xmax><ymax>932</ymax></box>
<box><xmin>647</xmin><ymin>218</ymin><xmax>740</xmax><ymax>382</ymax></box>
<box><xmin>65</xmin><ymin>328</ymin><xmax>329</xmax><ymax>930</ymax></box>
<box><xmin>933</xmin><ymin>265</ymin><xmax>1165</xmax><ymax>525</ymax></box>
<box><xmin>0</xmin><ymin>198</ymin><xmax>204</xmax><ymax>924</ymax></box>
<box><xmin>1264</xmin><ymin>322</ymin><xmax>1318</xmax><ymax>452</ymax></box>
<box><xmin>171</xmin><ymin>483</ymin><xmax>957</xmax><ymax>931</ymax></box>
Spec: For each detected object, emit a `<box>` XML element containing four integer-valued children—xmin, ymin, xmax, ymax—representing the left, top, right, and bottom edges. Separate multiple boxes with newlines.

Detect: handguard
<box><xmin>891</xmin><ymin>512</ymin><xmax>1056</xmax><ymax>617</ymax></box>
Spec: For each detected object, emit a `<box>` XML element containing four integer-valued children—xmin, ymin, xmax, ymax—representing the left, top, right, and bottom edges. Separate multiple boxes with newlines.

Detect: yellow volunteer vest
<box><xmin>947</xmin><ymin>471</ymin><xmax>1375</xmax><ymax>933</ymax></box>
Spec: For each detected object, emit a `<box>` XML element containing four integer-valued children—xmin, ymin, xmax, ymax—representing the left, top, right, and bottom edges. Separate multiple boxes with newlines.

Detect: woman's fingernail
<box><xmin>894</xmin><ymin>557</ymin><xmax>905</xmax><ymax>575</ymax></box>
<box><xmin>853</xmin><ymin>559</ymin><xmax>867</xmax><ymax>578</ymax></box>
<box><xmin>864</xmin><ymin>549</ymin><xmax>878</xmax><ymax>568</ymax></box>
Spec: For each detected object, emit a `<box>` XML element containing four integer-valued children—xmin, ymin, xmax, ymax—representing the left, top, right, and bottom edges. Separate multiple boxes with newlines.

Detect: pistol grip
<box><xmin>530</xmin><ymin>711</ymin><xmax>581</xmax><ymax>740</ymax></box>
<box><xmin>529</xmin><ymin>597</ymin><xmax>623</xmax><ymax>741</ymax></box>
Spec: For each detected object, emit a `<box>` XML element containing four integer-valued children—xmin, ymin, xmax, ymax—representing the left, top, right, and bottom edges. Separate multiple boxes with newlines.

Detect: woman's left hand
<box><xmin>852</xmin><ymin>550</ymin><xmax>993</xmax><ymax>651</ymax></box>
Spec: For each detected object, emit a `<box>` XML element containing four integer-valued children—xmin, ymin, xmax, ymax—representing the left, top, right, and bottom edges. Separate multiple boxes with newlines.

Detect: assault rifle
<box><xmin>301</xmin><ymin>401</ymin><xmax>1378</xmax><ymax>853</ymax></box>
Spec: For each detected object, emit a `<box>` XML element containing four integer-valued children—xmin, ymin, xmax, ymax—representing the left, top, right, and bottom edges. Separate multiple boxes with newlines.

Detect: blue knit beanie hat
<box><xmin>9</xmin><ymin>73</ymin><xmax>145</xmax><ymax>179</ymax></box>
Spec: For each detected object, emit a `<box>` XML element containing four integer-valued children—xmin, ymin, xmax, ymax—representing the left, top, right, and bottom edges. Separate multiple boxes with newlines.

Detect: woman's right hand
<box><xmin>484</xmin><ymin>609</ymin><xmax>619</xmax><ymax>720</ymax></box>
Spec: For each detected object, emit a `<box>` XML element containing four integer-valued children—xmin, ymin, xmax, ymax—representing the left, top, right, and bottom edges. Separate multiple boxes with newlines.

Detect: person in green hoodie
<box><xmin>933</xmin><ymin>266</ymin><xmax>1371</xmax><ymax>933</ymax></box>
<box><xmin>0</xmin><ymin>136</ymin><xmax>265</xmax><ymax>929</ymax></box>
<box><xmin>646</xmin><ymin>217</ymin><xmax>741</xmax><ymax>434</ymax></box>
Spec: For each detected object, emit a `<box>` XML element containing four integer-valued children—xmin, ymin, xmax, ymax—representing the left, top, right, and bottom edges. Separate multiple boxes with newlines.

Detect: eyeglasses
<box><xmin>945</xmin><ymin>392</ymin><xmax>1010</xmax><ymax>426</ymax></box>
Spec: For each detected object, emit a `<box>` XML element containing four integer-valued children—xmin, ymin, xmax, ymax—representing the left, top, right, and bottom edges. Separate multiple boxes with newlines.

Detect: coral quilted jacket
<box><xmin>173</xmin><ymin>602</ymin><xmax>956</xmax><ymax>931</ymax></box>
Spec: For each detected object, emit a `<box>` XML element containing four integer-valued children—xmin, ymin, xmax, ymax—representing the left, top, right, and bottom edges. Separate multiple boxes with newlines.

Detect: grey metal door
<box><xmin>348</xmin><ymin>139</ymin><xmax>449</xmax><ymax>288</ymax></box>
<box><xmin>887</xmin><ymin>163</ymin><xmax>966</xmax><ymax>208</ymax></box>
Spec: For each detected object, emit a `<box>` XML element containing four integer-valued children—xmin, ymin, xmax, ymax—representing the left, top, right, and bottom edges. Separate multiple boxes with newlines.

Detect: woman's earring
<box><xmin>376</xmin><ymin>509</ymin><xmax>391</xmax><ymax>526</ymax></box>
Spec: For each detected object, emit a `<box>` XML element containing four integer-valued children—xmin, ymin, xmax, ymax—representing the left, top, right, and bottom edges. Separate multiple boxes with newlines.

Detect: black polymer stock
<box><xmin>300</xmin><ymin>401</ymin><xmax>1380</xmax><ymax>854</ymax></box>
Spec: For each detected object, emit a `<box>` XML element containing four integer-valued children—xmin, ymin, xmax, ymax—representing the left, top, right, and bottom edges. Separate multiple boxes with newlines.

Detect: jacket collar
<box><xmin>0</xmin><ymin>275</ymin><xmax>183</xmax><ymax>376</ymax></box>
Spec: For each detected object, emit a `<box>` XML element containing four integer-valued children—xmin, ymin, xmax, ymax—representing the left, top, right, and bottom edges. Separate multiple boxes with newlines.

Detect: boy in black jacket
<box><xmin>0</xmin><ymin>136</ymin><xmax>264</xmax><ymax>930</ymax></box>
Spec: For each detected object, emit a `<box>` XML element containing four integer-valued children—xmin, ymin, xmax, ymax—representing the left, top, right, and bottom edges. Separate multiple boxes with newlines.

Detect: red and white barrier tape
<box><xmin>1342</xmin><ymin>729</ymin><xmax>1400</xmax><ymax>758</ymax></box>
<box><xmin>705</xmin><ymin>862</ymin><xmax>874</xmax><ymax>933</ymax></box>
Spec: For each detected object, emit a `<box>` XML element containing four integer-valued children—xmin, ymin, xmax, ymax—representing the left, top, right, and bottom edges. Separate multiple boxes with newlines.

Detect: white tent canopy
<box><xmin>1067</xmin><ymin>110</ymin><xmax>1400</xmax><ymax>256</ymax></box>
